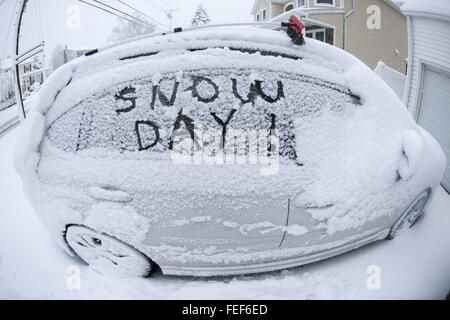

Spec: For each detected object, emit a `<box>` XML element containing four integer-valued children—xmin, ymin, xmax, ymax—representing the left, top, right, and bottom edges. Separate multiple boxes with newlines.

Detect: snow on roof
<box><xmin>383</xmin><ymin>0</ymin><xmax>404</xmax><ymax>14</ymax></box>
<box><xmin>401</xmin><ymin>0</ymin><xmax>450</xmax><ymax>21</ymax></box>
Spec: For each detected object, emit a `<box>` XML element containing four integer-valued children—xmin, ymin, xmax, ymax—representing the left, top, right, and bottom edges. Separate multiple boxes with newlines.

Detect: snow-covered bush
<box><xmin>28</xmin><ymin>82</ymin><xmax>41</xmax><ymax>93</ymax></box>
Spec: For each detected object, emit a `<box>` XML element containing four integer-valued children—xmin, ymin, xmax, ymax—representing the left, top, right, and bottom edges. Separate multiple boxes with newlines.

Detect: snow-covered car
<box><xmin>15</xmin><ymin>25</ymin><xmax>446</xmax><ymax>277</ymax></box>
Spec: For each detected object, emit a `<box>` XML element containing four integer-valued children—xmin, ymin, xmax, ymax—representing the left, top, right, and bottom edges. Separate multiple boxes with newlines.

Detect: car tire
<box><xmin>65</xmin><ymin>225</ymin><xmax>155</xmax><ymax>277</ymax></box>
<box><xmin>387</xmin><ymin>188</ymin><xmax>431</xmax><ymax>240</ymax></box>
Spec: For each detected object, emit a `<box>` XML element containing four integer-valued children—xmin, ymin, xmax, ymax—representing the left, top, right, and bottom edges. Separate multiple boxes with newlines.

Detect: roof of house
<box><xmin>384</xmin><ymin>0</ymin><xmax>403</xmax><ymax>13</ymax></box>
<box><xmin>400</xmin><ymin>0</ymin><xmax>450</xmax><ymax>21</ymax></box>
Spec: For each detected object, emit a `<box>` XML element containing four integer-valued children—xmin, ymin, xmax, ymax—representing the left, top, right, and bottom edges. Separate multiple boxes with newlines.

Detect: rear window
<box><xmin>47</xmin><ymin>68</ymin><xmax>360</xmax><ymax>161</ymax></box>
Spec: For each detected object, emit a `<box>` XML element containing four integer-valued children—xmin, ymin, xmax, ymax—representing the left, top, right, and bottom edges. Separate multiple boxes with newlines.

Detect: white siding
<box><xmin>416</xmin><ymin>67</ymin><xmax>450</xmax><ymax>191</ymax></box>
<box><xmin>406</xmin><ymin>17</ymin><xmax>450</xmax><ymax>116</ymax></box>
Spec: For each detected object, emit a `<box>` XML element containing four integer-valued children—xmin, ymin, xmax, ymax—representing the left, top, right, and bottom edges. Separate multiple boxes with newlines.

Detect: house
<box><xmin>401</xmin><ymin>0</ymin><xmax>450</xmax><ymax>192</ymax></box>
<box><xmin>1</xmin><ymin>57</ymin><xmax>50</xmax><ymax>93</ymax></box>
<box><xmin>251</xmin><ymin>0</ymin><xmax>408</xmax><ymax>73</ymax></box>
<box><xmin>18</xmin><ymin>60</ymin><xmax>51</xmax><ymax>92</ymax></box>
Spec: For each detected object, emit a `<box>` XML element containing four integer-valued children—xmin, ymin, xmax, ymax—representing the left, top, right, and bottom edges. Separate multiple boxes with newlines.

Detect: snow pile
<box><xmin>2</xmin><ymin>129</ymin><xmax>450</xmax><ymax>298</ymax></box>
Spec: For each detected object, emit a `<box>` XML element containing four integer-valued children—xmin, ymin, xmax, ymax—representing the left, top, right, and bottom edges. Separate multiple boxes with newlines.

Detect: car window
<box><xmin>47</xmin><ymin>69</ymin><xmax>360</xmax><ymax>162</ymax></box>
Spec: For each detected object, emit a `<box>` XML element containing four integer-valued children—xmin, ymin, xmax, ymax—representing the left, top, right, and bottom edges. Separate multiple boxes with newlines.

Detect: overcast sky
<box><xmin>0</xmin><ymin>0</ymin><xmax>254</xmax><ymax>64</ymax></box>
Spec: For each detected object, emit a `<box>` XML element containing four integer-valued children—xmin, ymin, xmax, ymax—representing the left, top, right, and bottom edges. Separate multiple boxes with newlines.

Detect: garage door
<box><xmin>417</xmin><ymin>66</ymin><xmax>450</xmax><ymax>192</ymax></box>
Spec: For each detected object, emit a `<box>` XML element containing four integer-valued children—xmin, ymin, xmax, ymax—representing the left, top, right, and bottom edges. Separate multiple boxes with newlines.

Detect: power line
<box><xmin>156</xmin><ymin>0</ymin><xmax>173</xmax><ymax>11</ymax></box>
<box><xmin>91</xmin><ymin>0</ymin><xmax>154</xmax><ymax>27</ymax></box>
<box><xmin>145</xmin><ymin>0</ymin><xmax>185</xmax><ymax>27</ymax></box>
<box><xmin>164</xmin><ymin>0</ymin><xmax>178</xmax><ymax>11</ymax></box>
<box><xmin>162</xmin><ymin>1</ymin><xmax>184</xmax><ymax>27</ymax></box>
<box><xmin>78</xmin><ymin>0</ymin><xmax>150</xmax><ymax>28</ymax></box>
<box><xmin>2</xmin><ymin>1</ymin><xmax>16</xmax><ymax>59</ymax></box>
<box><xmin>117</xmin><ymin>0</ymin><xmax>167</xmax><ymax>29</ymax></box>
<box><xmin>164</xmin><ymin>0</ymin><xmax>190</xmax><ymax>26</ymax></box>
<box><xmin>144</xmin><ymin>0</ymin><xmax>166</xmax><ymax>14</ymax></box>
<box><xmin>173</xmin><ymin>10</ymin><xmax>188</xmax><ymax>27</ymax></box>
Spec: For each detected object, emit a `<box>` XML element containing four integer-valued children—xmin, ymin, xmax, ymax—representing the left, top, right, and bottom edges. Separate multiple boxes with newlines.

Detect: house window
<box><xmin>298</xmin><ymin>0</ymin><xmax>306</xmax><ymax>7</ymax></box>
<box><xmin>262</xmin><ymin>9</ymin><xmax>266</xmax><ymax>21</ymax></box>
<box><xmin>284</xmin><ymin>3</ymin><xmax>294</xmax><ymax>12</ymax></box>
<box><xmin>305</xmin><ymin>28</ymin><xmax>326</xmax><ymax>42</ymax></box>
<box><xmin>315</xmin><ymin>0</ymin><xmax>334</xmax><ymax>6</ymax></box>
<box><xmin>34</xmin><ymin>73</ymin><xmax>43</xmax><ymax>84</ymax></box>
<box><xmin>256</xmin><ymin>13</ymin><xmax>260</xmax><ymax>22</ymax></box>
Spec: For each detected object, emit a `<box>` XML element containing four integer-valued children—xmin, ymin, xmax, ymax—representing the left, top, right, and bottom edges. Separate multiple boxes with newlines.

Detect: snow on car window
<box><xmin>47</xmin><ymin>69</ymin><xmax>360</xmax><ymax>161</ymax></box>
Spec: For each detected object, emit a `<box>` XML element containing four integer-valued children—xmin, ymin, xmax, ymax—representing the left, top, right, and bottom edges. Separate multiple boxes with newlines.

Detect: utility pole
<box><xmin>165</xmin><ymin>9</ymin><xmax>178</xmax><ymax>30</ymax></box>
<box><xmin>41</xmin><ymin>41</ymin><xmax>46</xmax><ymax>81</ymax></box>
<box><xmin>12</xmin><ymin>0</ymin><xmax>28</xmax><ymax>122</ymax></box>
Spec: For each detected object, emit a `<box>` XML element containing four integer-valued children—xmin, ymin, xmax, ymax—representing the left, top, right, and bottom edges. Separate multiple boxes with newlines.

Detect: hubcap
<box><xmin>388</xmin><ymin>190</ymin><xmax>430</xmax><ymax>239</ymax></box>
<box><xmin>66</xmin><ymin>225</ymin><xmax>152</xmax><ymax>277</ymax></box>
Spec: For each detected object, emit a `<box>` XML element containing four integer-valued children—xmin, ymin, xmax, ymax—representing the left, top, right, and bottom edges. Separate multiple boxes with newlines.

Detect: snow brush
<box><xmin>283</xmin><ymin>15</ymin><xmax>305</xmax><ymax>46</ymax></box>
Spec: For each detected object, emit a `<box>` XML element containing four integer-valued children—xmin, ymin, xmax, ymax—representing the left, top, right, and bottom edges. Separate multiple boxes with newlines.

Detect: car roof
<box><xmin>72</xmin><ymin>25</ymin><xmax>344</xmax><ymax>81</ymax></box>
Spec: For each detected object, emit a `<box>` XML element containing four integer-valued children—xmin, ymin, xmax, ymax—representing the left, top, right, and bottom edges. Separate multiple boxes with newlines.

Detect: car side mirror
<box><xmin>397</xmin><ymin>130</ymin><xmax>424</xmax><ymax>181</ymax></box>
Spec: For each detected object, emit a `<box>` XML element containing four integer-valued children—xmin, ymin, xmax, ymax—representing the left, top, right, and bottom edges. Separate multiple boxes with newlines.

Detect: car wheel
<box><xmin>65</xmin><ymin>225</ymin><xmax>154</xmax><ymax>277</ymax></box>
<box><xmin>387</xmin><ymin>188</ymin><xmax>431</xmax><ymax>240</ymax></box>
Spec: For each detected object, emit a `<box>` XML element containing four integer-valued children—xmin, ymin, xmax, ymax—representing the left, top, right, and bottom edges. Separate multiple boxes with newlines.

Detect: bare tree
<box><xmin>50</xmin><ymin>45</ymin><xmax>65</xmax><ymax>71</ymax></box>
<box><xmin>108</xmin><ymin>15</ymin><xmax>155</xmax><ymax>44</ymax></box>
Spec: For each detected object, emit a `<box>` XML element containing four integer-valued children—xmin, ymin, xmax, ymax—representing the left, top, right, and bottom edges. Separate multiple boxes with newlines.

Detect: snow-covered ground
<box><xmin>0</xmin><ymin>94</ymin><xmax>35</xmax><ymax>139</ymax></box>
<box><xmin>0</xmin><ymin>128</ymin><xmax>449</xmax><ymax>299</ymax></box>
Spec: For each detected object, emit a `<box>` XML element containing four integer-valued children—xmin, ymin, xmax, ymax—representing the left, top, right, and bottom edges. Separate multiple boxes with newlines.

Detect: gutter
<box><xmin>402</xmin><ymin>15</ymin><xmax>413</xmax><ymax>108</ymax></box>
<box><xmin>343</xmin><ymin>0</ymin><xmax>355</xmax><ymax>51</ymax></box>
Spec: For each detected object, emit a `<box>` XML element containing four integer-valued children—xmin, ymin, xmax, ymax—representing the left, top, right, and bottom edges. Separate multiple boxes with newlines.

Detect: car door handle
<box><xmin>88</xmin><ymin>186</ymin><xmax>133</xmax><ymax>202</ymax></box>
